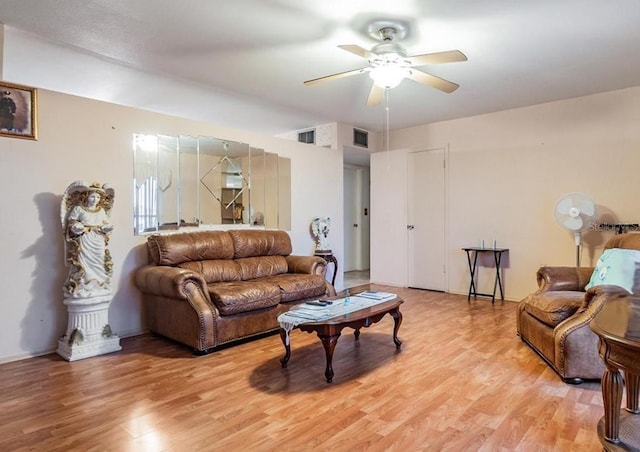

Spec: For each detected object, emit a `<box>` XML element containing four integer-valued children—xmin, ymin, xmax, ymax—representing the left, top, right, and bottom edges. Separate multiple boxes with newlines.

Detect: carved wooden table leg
<box><xmin>625</xmin><ymin>371</ymin><xmax>640</xmax><ymax>414</ymax></box>
<box><xmin>602</xmin><ymin>366</ymin><xmax>624</xmax><ymax>442</ymax></box>
<box><xmin>354</xmin><ymin>328</ymin><xmax>361</xmax><ymax>341</ymax></box>
<box><xmin>391</xmin><ymin>308</ymin><xmax>403</xmax><ymax>349</ymax></box>
<box><xmin>279</xmin><ymin>329</ymin><xmax>291</xmax><ymax>368</ymax></box>
<box><xmin>319</xmin><ymin>333</ymin><xmax>340</xmax><ymax>383</ymax></box>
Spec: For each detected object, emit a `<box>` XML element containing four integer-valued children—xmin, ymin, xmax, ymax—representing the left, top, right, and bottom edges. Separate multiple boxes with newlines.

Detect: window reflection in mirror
<box><xmin>133</xmin><ymin>134</ymin><xmax>180</xmax><ymax>233</ymax></box>
<box><xmin>133</xmin><ymin>134</ymin><xmax>291</xmax><ymax>235</ymax></box>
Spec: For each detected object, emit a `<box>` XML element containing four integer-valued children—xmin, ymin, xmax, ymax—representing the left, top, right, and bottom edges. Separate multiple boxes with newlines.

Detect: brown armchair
<box><xmin>516</xmin><ymin>233</ymin><xmax>640</xmax><ymax>384</ymax></box>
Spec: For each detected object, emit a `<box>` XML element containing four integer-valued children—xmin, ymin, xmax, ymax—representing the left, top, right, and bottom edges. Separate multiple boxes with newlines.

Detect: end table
<box><xmin>314</xmin><ymin>250</ymin><xmax>337</xmax><ymax>286</ymax></box>
<box><xmin>590</xmin><ymin>294</ymin><xmax>640</xmax><ymax>451</ymax></box>
<box><xmin>462</xmin><ymin>247</ymin><xmax>509</xmax><ymax>303</ymax></box>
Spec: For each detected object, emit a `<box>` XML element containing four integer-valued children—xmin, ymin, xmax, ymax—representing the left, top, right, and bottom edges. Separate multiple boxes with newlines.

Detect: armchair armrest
<box><xmin>135</xmin><ymin>265</ymin><xmax>210</xmax><ymax>301</ymax></box>
<box><xmin>536</xmin><ymin>266</ymin><xmax>594</xmax><ymax>292</ymax></box>
<box><xmin>551</xmin><ymin>283</ymin><xmax>630</xmax><ymax>378</ymax></box>
<box><xmin>285</xmin><ymin>255</ymin><xmax>326</xmax><ymax>276</ymax></box>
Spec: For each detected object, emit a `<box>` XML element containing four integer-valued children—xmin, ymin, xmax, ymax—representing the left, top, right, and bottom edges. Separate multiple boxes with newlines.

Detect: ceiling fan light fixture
<box><xmin>369</xmin><ymin>64</ymin><xmax>409</xmax><ymax>88</ymax></box>
<box><xmin>304</xmin><ymin>20</ymin><xmax>466</xmax><ymax>102</ymax></box>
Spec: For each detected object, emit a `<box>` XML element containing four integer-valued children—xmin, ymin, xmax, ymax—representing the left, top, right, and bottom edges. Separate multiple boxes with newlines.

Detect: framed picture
<box><xmin>0</xmin><ymin>81</ymin><xmax>37</xmax><ymax>140</ymax></box>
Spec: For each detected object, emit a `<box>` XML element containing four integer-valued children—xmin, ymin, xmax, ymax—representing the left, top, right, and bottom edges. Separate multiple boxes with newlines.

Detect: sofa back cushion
<box><xmin>178</xmin><ymin>260</ymin><xmax>241</xmax><ymax>283</ymax></box>
<box><xmin>604</xmin><ymin>232</ymin><xmax>640</xmax><ymax>251</ymax></box>
<box><xmin>236</xmin><ymin>256</ymin><xmax>288</xmax><ymax>280</ymax></box>
<box><xmin>228</xmin><ymin>229</ymin><xmax>292</xmax><ymax>258</ymax></box>
<box><xmin>146</xmin><ymin>231</ymin><xmax>234</xmax><ymax>265</ymax></box>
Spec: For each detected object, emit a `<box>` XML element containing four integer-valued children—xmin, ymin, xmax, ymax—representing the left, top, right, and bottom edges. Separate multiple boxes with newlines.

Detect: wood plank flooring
<box><xmin>0</xmin><ymin>286</ymin><xmax>605</xmax><ymax>451</ymax></box>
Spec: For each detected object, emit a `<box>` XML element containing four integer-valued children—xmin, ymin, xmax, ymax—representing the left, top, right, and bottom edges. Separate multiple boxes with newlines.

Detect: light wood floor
<box><xmin>0</xmin><ymin>286</ymin><xmax>605</xmax><ymax>451</ymax></box>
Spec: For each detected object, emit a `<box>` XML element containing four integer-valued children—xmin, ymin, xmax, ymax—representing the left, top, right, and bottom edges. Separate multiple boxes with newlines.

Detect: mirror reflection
<box><xmin>133</xmin><ymin>134</ymin><xmax>290</xmax><ymax>235</ymax></box>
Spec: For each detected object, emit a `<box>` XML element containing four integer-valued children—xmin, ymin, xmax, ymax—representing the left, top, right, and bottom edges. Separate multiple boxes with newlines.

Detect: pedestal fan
<box><xmin>554</xmin><ymin>192</ymin><xmax>597</xmax><ymax>266</ymax></box>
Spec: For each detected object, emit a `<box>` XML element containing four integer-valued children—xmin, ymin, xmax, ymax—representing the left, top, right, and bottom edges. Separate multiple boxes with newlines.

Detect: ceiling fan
<box><xmin>304</xmin><ymin>24</ymin><xmax>467</xmax><ymax>107</ymax></box>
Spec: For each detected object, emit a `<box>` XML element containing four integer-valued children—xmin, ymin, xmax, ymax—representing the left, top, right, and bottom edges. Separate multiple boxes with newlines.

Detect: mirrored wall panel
<box><xmin>133</xmin><ymin>134</ymin><xmax>291</xmax><ymax>235</ymax></box>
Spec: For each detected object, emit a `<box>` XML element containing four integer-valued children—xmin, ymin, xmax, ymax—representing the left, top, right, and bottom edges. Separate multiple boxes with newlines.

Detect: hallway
<box><xmin>343</xmin><ymin>270</ymin><xmax>369</xmax><ymax>289</ymax></box>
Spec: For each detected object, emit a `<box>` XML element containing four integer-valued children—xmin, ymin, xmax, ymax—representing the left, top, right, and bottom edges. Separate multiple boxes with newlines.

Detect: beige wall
<box><xmin>0</xmin><ymin>89</ymin><xmax>343</xmax><ymax>362</ymax></box>
<box><xmin>371</xmin><ymin>86</ymin><xmax>640</xmax><ymax>300</ymax></box>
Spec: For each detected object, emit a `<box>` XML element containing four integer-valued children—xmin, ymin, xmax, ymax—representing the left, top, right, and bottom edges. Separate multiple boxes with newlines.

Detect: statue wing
<box><xmin>102</xmin><ymin>184</ymin><xmax>115</xmax><ymax>216</ymax></box>
<box><xmin>311</xmin><ymin>218</ymin><xmax>320</xmax><ymax>236</ymax></box>
<box><xmin>60</xmin><ymin>180</ymin><xmax>91</xmax><ymax>230</ymax></box>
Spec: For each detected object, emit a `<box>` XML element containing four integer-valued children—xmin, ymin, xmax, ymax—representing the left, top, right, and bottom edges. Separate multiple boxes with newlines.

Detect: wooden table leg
<box><xmin>602</xmin><ymin>366</ymin><xmax>624</xmax><ymax>442</ymax></box>
<box><xmin>626</xmin><ymin>371</ymin><xmax>640</xmax><ymax>414</ymax></box>
<box><xmin>354</xmin><ymin>329</ymin><xmax>361</xmax><ymax>341</ymax></box>
<box><xmin>319</xmin><ymin>333</ymin><xmax>340</xmax><ymax>383</ymax></box>
<box><xmin>279</xmin><ymin>329</ymin><xmax>291</xmax><ymax>368</ymax></box>
<box><xmin>390</xmin><ymin>308</ymin><xmax>403</xmax><ymax>349</ymax></box>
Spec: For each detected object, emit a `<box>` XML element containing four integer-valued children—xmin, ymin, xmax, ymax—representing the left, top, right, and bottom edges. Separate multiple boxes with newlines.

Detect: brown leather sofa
<box><xmin>517</xmin><ymin>233</ymin><xmax>640</xmax><ymax>383</ymax></box>
<box><xmin>135</xmin><ymin>229</ymin><xmax>335</xmax><ymax>354</ymax></box>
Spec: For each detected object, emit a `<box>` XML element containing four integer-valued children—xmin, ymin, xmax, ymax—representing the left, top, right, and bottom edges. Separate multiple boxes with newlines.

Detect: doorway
<box><xmin>343</xmin><ymin>165</ymin><xmax>370</xmax><ymax>275</ymax></box>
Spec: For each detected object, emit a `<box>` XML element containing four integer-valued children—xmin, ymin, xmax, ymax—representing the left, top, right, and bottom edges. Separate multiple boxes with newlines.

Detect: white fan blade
<box><xmin>563</xmin><ymin>216</ymin><xmax>584</xmax><ymax>231</ymax></box>
<box><xmin>556</xmin><ymin>197</ymin><xmax>574</xmax><ymax>215</ymax></box>
<box><xmin>578</xmin><ymin>199</ymin><xmax>596</xmax><ymax>216</ymax></box>
<box><xmin>338</xmin><ymin>45</ymin><xmax>376</xmax><ymax>60</ymax></box>
<box><xmin>408</xmin><ymin>50</ymin><xmax>468</xmax><ymax>66</ymax></box>
<box><xmin>366</xmin><ymin>83</ymin><xmax>384</xmax><ymax>107</ymax></box>
<box><xmin>406</xmin><ymin>69</ymin><xmax>459</xmax><ymax>93</ymax></box>
<box><xmin>304</xmin><ymin>67</ymin><xmax>369</xmax><ymax>86</ymax></box>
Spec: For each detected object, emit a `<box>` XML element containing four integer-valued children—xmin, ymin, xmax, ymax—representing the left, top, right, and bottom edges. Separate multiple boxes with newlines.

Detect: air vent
<box><xmin>353</xmin><ymin>128</ymin><xmax>368</xmax><ymax>148</ymax></box>
<box><xmin>297</xmin><ymin>129</ymin><xmax>315</xmax><ymax>144</ymax></box>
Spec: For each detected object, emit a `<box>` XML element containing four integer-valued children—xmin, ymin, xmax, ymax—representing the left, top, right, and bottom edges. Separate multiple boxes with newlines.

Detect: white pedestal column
<box><xmin>57</xmin><ymin>295</ymin><xmax>121</xmax><ymax>361</ymax></box>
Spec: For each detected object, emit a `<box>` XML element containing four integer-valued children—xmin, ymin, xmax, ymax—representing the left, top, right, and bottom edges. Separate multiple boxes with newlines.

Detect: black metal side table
<box><xmin>314</xmin><ymin>250</ymin><xmax>337</xmax><ymax>287</ymax></box>
<box><xmin>462</xmin><ymin>247</ymin><xmax>509</xmax><ymax>303</ymax></box>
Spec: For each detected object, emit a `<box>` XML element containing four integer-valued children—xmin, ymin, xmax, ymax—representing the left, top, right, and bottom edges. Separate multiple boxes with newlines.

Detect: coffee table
<box><xmin>279</xmin><ymin>296</ymin><xmax>403</xmax><ymax>383</ymax></box>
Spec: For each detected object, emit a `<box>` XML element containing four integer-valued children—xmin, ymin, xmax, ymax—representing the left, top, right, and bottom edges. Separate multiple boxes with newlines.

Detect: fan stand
<box><xmin>574</xmin><ymin>231</ymin><xmax>583</xmax><ymax>267</ymax></box>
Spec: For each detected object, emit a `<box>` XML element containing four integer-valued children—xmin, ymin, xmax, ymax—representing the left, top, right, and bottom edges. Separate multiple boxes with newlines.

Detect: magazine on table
<box><xmin>355</xmin><ymin>290</ymin><xmax>396</xmax><ymax>301</ymax></box>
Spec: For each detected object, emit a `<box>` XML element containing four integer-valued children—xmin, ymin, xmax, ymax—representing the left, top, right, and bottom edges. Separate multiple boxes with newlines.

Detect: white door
<box><xmin>407</xmin><ymin>149</ymin><xmax>446</xmax><ymax>291</ymax></box>
<box><xmin>343</xmin><ymin>167</ymin><xmax>360</xmax><ymax>271</ymax></box>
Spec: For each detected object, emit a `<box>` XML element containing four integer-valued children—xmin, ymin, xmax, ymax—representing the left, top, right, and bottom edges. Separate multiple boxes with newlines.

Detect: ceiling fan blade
<box><xmin>338</xmin><ymin>44</ymin><xmax>375</xmax><ymax>60</ymax></box>
<box><xmin>304</xmin><ymin>67</ymin><xmax>369</xmax><ymax>86</ymax></box>
<box><xmin>407</xmin><ymin>69</ymin><xmax>460</xmax><ymax>93</ymax></box>
<box><xmin>408</xmin><ymin>50</ymin><xmax>468</xmax><ymax>66</ymax></box>
<box><xmin>366</xmin><ymin>83</ymin><xmax>384</xmax><ymax>107</ymax></box>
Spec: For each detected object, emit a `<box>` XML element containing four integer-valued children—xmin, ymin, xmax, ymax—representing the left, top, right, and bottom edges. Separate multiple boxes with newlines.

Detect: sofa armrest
<box><xmin>285</xmin><ymin>255</ymin><xmax>326</xmax><ymax>276</ymax></box>
<box><xmin>536</xmin><ymin>266</ymin><xmax>594</xmax><ymax>292</ymax></box>
<box><xmin>553</xmin><ymin>284</ymin><xmax>631</xmax><ymax>376</ymax></box>
<box><xmin>135</xmin><ymin>265</ymin><xmax>210</xmax><ymax>301</ymax></box>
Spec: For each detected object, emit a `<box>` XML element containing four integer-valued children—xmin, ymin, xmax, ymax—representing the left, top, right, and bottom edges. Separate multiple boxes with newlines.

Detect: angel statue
<box><xmin>61</xmin><ymin>181</ymin><xmax>115</xmax><ymax>299</ymax></box>
<box><xmin>311</xmin><ymin>216</ymin><xmax>331</xmax><ymax>252</ymax></box>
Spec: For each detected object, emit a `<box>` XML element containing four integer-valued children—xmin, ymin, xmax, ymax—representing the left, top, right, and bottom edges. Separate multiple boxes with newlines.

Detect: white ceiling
<box><xmin>1</xmin><ymin>0</ymin><xmax>640</xmax><ymax>137</ymax></box>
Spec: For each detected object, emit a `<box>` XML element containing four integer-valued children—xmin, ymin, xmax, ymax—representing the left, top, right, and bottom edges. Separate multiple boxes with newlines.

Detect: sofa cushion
<box><xmin>236</xmin><ymin>256</ymin><xmax>288</xmax><ymax>280</ymax></box>
<box><xmin>585</xmin><ymin>248</ymin><xmax>640</xmax><ymax>293</ymax></box>
<box><xmin>522</xmin><ymin>291</ymin><xmax>585</xmax><ymax>327</ymax></box>
<box><xmin>229</xmin><ymin>229</ymin><xmax>292</xmax><ymax>258</ymax></box>
<box><xmin>604</xmin><ymin>233</ymin><xmax>640</xmax><ymax>251</ymax></box>
<box><xmin>259</xmin><ymin>274</ymin><xmax>327</xmax><ymax>302</ymax></box>
<box><xmin>147</xmin><ymin>231</ymin><xmax>234</xmax><ymax>265</ymax></box>
<box><xmin>208</xmin><ymin>281</ymin><xmax>281</xmax><ymax>315</ymax></box>
<box><xmin>178</xmin><ymin>259</ymin><xmax>241</xmax><ymax>283</ymax></box>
